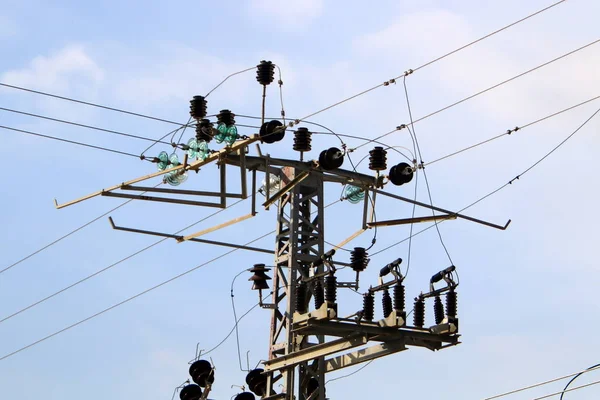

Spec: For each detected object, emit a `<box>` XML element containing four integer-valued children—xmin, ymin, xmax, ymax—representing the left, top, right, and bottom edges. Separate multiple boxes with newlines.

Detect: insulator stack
<box><xmin>446</xmin><ymin>289</ymin><xmax>457</xmax><ymax>318</ymax></box>
<box><xmin>217</xmin><ymin>109</ymin><xmax>235</xmax><ymax>127</ymax></box>
<box><xmin>293</xmin><ymin>127</ymin><xmax>312</xmax><ymax>152</ymax></box>
<box><xmin>413</xmin><ymin>296</ymin><xmax>425</xmax><ymax>328</ymax></box>
<box><xmin>180</xmin><ymin>384</ymin><xmax>202</xmax><ymax>400</ymax></box>
<box><xmin>246</xmin><ymin>369</ymin><xmax>267</xmax><ymax>397</ymax></box>
<box><xmin>363</xmin><ymin>292</ymin><xmax>375</xmax><ymax>321</ymax></box>
<box><xmin>434</xmin><ymin>295</ymin><xmax>445</xmax><ymax>324</ymax></box>
<box><xmin>325</xmin><ymin>274</ymin><xmax>337</xmax><ymax>303</ymax></box>
<box><xmin>189</xmin><ymin>359</ymin><xmax>214</xmax><ymax>387</ymax></box>
<box><xmin>389</xmin><ymin>162</ymin><xmax>414</xmax><ymax>186</ymax></box>
<box><xmin>256</xmin><ymin>60</ymin><xmax>275</xmax><ymax>86</ymax></box>
<box><xmin>382</xmin><ymin>288</ymin><xmax>393</xmax><ymax>318</ymax></box>
<box><xmin>195</xmin><ymin>119</ymin><xmax>214</xmax><ymax>143</ymax></box>
<box><xmin>368</xmin><ymin>146</ymin><xmax>387</xmax><ymax>171</ymax></box>
<box><xmin>318</xmin><ymin>147</ymin><xmax>344</xmax><ymax>170</ymax></box>
<box><xmin>234</xmin><ymin>392</ymin><xmax>256</xmax><ymax>400</ymax></box>
<box><xmin>350</xmin><ymin>247</ymin><xmax>368</xmax><ymax>273</ymax></box>
<box><xmin>296</xmin><ymin>281</ymin><xmax>307</xmax><ymax>314</ymax></box>
<box><xmin>189</xmin><ymin>96</ymin><xmax>207</xmax><ymax>120</ymax></box>
<box><xmin>393</xmin><ymin>283</ymin><xmax>405</xmax><ymax>312</ymax></box>
<box><xmin>314</xmin><ymin>279</ymin><xmax>325</xmax><ymax>309</ymax></box>
<box><xmin>344</xmin><ymin>185</ymin><xmax>365</xmax><ymax>204</ymax></box>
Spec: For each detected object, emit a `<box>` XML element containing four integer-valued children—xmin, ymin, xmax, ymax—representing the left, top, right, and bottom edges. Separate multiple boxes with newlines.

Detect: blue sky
<box><xmin>0</xmin><ymin>0</ymin><xmax>599</xmax><ymax>399</ymax></box>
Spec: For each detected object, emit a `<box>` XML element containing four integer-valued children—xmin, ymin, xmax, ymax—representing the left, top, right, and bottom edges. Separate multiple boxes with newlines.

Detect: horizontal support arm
<box><xmin>325</xmin><ymin>340</ymin><xmax>407</xmax><ymax>373</ymax></box>
<box><xmin>367</xmin><ymin>214</ymin><xmax>457</xmax><ymax>227</ymax></box>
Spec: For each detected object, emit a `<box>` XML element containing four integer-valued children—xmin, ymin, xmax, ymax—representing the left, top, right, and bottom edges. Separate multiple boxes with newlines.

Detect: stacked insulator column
<box><xmin>325</xmin><ymin>274</ymin><xmax>337</xmax><ymax>304</ymax></box>
<box><xmin>256</xmin><ymin>60</ymin><xmax>275</xmax><ymax>85</ymax></box>
<box><xmin>296</xmin><ymin>281</ymin><xmax>307</xmax><ymax>314</ymax></box>
<box><xmin>350</xmin><ymin>247</ymin><xmax>368</xmax><ymax>275</ymax></box>
<box><xmin>413</xmin><ymin>296</ymin><xmax>425</xmax><ymax>328</ymax></box>
<box><xmin>369</xmin><ymin>146</ymin><xmax>387</xmax><ymax>171</ymax></box>
<box><xmin>293</xmin><ymin>127</ymin><xmax>312</xmax><ymax>160</ymax></box>
<box><xmin>313</xmin><ymin>279</ymin><xmax>325</xmax><ymax>309</ymax></box>
<box><xmin>446</xmin><ymin>289</ymin><xmax>458</xmax><ymax>318</ymax></box>
<box><xmin>363</xmin><ymin>292</ymin><xmax>375</xmax><ymax>321</ymax></box>
<box><xmin>195</xmin><ymin>119</ymin><xmax>214</xmax><ymax>143</ymax></box>
<box><xmin>189</xmin><ymin>96</ymin><xmax>207</xmax><ymax>120</ymax></box>
<box><xmin>382</xmin><ymin>289</ymin><xmax>393</xmax><ymax>318</ymax></box>
<box><xmin>433</xmin><ymin>295</ymin><xmax>445</xmax><ymax>324</ymax></box>
<box><xmin>393</xmin><ymin>282</ymin><xmax>405</xmax><ymax>314</ymax></box>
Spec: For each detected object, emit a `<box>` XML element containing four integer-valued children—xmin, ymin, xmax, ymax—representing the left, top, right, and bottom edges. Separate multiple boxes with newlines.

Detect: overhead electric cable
<box><xmin>425</xmin><ymin>94</ymin><xmax>600</xmax><ymax>166</ymax></box>
<box><xmin>205</xmin><ymin>66</ymin><xmax>257</xmax><ymax>97</ymax></box>
<box><xmin>293</xmin><ymin>0</ymin><xmax>567</xmax><ymax>124</ymax></box>
<box><xmin>533</xmin><ymin>380</ymin><xmax>600</xmax><ymax>400</ymax></box>
<box><xmin>0</xmin><ymin>124</ymin><xmax>140</xmax><ymax>158</ymax></box>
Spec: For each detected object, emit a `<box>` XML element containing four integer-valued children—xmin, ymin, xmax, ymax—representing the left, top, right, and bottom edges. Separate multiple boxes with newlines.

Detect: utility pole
<box><xmin>55</xmin><ymin>61</ymin><xmax>510</xmax><ymax>400</ymax></box>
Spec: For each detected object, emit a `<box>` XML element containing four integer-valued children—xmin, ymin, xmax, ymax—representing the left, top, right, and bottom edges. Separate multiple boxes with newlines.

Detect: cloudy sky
<box><xmin>0</xmin><ymin>0</ymin><xmax>599</xmax><ymax>399</ymax></box>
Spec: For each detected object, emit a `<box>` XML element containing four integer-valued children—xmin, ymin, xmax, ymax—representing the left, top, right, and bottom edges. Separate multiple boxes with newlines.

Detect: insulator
<box><xmin>368</xmin><ymin>146</ymin><xmax>387</xmax><ymax>171</ymax></box>
<box><xmin>195</xmin><ymin>119</ymin><xmax>214</xmax><ymax>143</ymax></box>
<box><xmin>256</xmin><ymin>60</ymin><xmax>275</xmax><ymax>86</ymax></box>
<box><xmin>382</xmin><ymin>288</ymin><xmax>393</xmax><ymax>318</ymax></box>
<box><xmin>293</xmin><ymin>127</ymin><xmax>312</xmax><ymax>152</ymax></box>
<box><xmin>363</xmin><ymin>292</ymin><xmax>375</xmax><ymax>321</ymax></box>
<box><xmin>325</xmin><ymin>274</ymin><xmax>337</xmax><ymax>304</ymax></box>
<box><xmin>187</xmin><ymin>138</ymin><xmax>210</xmax><ymax>161</ymax></box>
<box><xmin>314</xmin><ymin>279</ymin><xmax>325</xmax><ymax>309</ymax></box>
<box><xmin>248</xmin><ymin>264</ymin><xmax>271</xmax><ymax>290</ymax></box>
<box><xmin>164</xmin><ymin>170</ymin><xmax>188</xmax><ymax>186</ymax></box>
<box><xmin>305</xmin><ymin>378</ymin><xmax>320</xmax><ymax>397</ymax></box>
<box><xmin>156</xmin><ymin>151</ymin><xmax>170</xmax><ymax>171</ymax></box>
<box><xmin>393</xmin><ymin>283</ymin><xmax>405</xmax><ymax>312</ymax></box>
<box><xmin>446</xmin><ymin>289</ymin><xmax>457</xmax><ymax>318</ymax></box>
<box><xmin>215</xmin><ymin>123</ymin><xmax>238</xmax><ymax>145</ymax></box>
<box><xmin>413</xmin><ymin>296</ymin><xmax>425</xmax><ymax>328</ymax></box>
<box><xmin>180</xmin><ymin>384</ymin><xmax>202</xmax><ymax>400</ymax></box>
<box><xmin>434</xmin><ymin>295</ymin><xmax>445</xmax><ymax>325</ymax></box>
<box><xmin>344</xmin><ymin>185</ymin><xmax>365</xmax><ymax>204</ymax></box>
<box><xmin>318</xmin><ymin>147</ymin><xmax>344</xmax><ymax>170</ymax></box>
<box><xmin>246</xmin><ymin>369</ymin><xmax>267</xmax><ymax>397</ymax></box>
<box><xmin>235</xmin><ymin>392</ymin><xmax>256</xmax><ymax>400</ymax></box>
<box><xmin>189</xmin><ymin>96</ymin><xmax>207</xmax><ymax>120</ymax></box>
<box><xmin>389</xmin><ymin>162</ymin><xmax>414</xmax><ymax>186</ymax></box>
<box><xmin>259</xmin><ymin>120</ymin><xmax>285</xmax><ymax>144</ymax></box>
<box><xmin>217</xmin><ymin>109</ymin><xmax>235</xmax><ymax>127</ymax></box>
<box><xmin>189</xmin><ymin>360</ymin><xmax>214</xmax><ymax>387</ymax></box>
<box><xmin>350</xmin><ymin>247</ymin><xmax>368</xmax><ymax>272</ymax></box>
<box><xmin>296</xmin><ymin>281</ymin><xmax>307</xmax><ymax>314</ymax></box>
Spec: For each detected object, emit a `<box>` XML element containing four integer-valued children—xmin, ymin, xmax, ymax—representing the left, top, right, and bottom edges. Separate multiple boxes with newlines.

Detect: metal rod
<box><xmin>367</xmin><ymin>214</ymin><xmax>458</xmax><ymax>227</ymax></box>
<box><xmin>120</xmin><ymin>185</ymin><xmax>243</xmax><ymax>198</ymax></box>
<box><xmin>240</xmin><ymin>148</ymin><xmax>248</xmax><ymax>199</ymax></box>
<box><xmin>252</xmin><ymin>169</ymin><xmax>257</xmax><ymax>216</ymax></box>
<box><xmin>220</xmin><ymin>159</ymin><xmax>227</xmax><ymax>208</ymax></box>
<box><xmin>372</xmin><ymin>189</ymin><xmax>511</xmax><ymax>230</ymax></box>
<box><xmin>333</xmin><ymin>229</ymin><xmax>365</xmax><ymax>250</ymax></box>
<box><xmin>180</xmin><ymin>213</ymin><xmax>254</xmax><ymax>241</ymax></box>
<box><xmin>100</xmin><ymin>192</ymin><xmax>223</xmax><ymax>208</ymax></box>
<box><xmin>263</xmin><ymin>171</ymin><xmax>310</xmax><ymax>209</ymax></box>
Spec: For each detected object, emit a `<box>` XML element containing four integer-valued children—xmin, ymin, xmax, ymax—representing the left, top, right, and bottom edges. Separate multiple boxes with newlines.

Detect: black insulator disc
<box><xmin>195</xmin><ymin>119</ymin><xmax>214</xmax><ymax>143</ymax></box>
<box><xmin>393</xmin><ymin>283</ymin><xmax>405</xmax><ymax>312</ymax></box>
<box><xmin>389</xmin><ymin>162</ymin><xmax>414</xmax><ymax>186</ymax></box>
<box><xmin>446</xmin><ymin>289</ymin><xmax>457</xmax><ymax>318</ymax></box>
<box><xmin>305</xmin><ymin>378</ymin><xmax>320</xmax><ymax>396</ymax></box>
<box><xmin>217</xmin><ymin>109</ymin><xmax>235</xmax><ymax>127</ymax></box>
<box><xmin>350</xmin><ymin>247</ymin><xmax>368</xmax><ymax>272</ymax></box>
<box><xmin>434</xmin><ymin>295</ymin><xmax>445</xmax><ymax>325</ymax></box>
<box><xmin>246</xmin><ymin>369</ymin><xmax>267</xmax><ymax>397</ymax></box>
<box><xmin>180</xmin><ymin>384</ymin><xmax>202</xmax><ymax>400</ymax></box>
<box><xmin>325</xmin><ymin>275</ymin><xmax>337</xmax><ymax>304</ymax></box>
<box><xmin>314</xmin><ymin>279</ymin><xmax>325</xmax><ymax>309</ymax></box>
<box><xmin>249</xmin><ymin>264</ymin><xmax>271</xmax><ymax>291</ymax></box>
<box><xmin>413</xmin><ymin>297</ymin><xmax>425</xmax><ymax>328</ymax></box>
<box><xmin>189</xmin><ymin>360</ymin><xmax>214</xmax><ymax>387</ymax></box>
<box><xmin>293</xmin><ymin>127</ymin><xmax>312</xmax><ymax>152</ymax></box>
<box><xmin>256</xmin><ymin>60</ymin><xmax>275</xmax><ymax>86</ymax></box>
<box><xmin>259</xmin><ymin>120</ymin><xmax>285</xmax><ymax>144</ymax></box>
<box><xmin>189</xmin><ymin>96</ymin><xmax>207</xmax><ymax>120</ymax></box>
<box><xmin>235</xmin><ymin>392</ymin><xmax>256</xmax><ymax>400</ymax></box>
<box><xmin>368</xmin><ymin>146</ymin><xmax>387</xmax><ymax>171</ymax></box>
<box><xmin>363</xmin><ymin>292</ymin><xmax>375</xmax><ymax>321</ymax></box>
<box><xmin>318</xmin><ymin>147</ymin><xmax>344</xmax><ymax>170</ymax></box>
<box><xmin>296</xmin><ymin>281</ymin><xmax>307</xmax><ymax>314</ymax></box>
<box><xmin>382</xmin><ymin>288</ymin><xmax>393</xmax><ymax>318</ymax></box>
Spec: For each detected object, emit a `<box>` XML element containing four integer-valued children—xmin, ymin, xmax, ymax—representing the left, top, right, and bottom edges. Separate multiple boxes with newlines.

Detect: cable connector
<box><xmin>403</xmin><ymin>69</ymin><xmax>414</xmax><ymax>77</ymax></box>
<box><xmin>507</xmin><ymin>126</ymin><xmax>520</xmax><ymax>135</ymax></box>
<box><xmin>396</xmin><ymin>124</ymin><xmax>407</xmax><ymax>130</ymax></box>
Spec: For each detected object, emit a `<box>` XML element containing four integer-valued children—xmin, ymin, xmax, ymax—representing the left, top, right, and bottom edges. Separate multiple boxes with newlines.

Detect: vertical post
<box><xmin>267</xmin><ymin>169</ymin><xmax>325</xmax><ymax>399</ymax></box>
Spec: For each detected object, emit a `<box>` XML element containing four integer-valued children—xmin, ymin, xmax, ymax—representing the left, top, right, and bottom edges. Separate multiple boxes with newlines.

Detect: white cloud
<box><xmin>247</xmin><ymin>0</ymin><xmax>323</xmax><ymax>29</ymax></box>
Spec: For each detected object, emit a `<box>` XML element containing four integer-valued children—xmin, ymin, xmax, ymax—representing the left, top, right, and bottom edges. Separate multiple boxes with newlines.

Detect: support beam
<box><xmin>324</xmin><ymin>340</ymin><xmax>407</xmax><ymax>373</ymax></box>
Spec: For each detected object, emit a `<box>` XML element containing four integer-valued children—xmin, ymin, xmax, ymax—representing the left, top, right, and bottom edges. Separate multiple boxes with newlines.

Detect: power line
<box><xmin>205</xmin><ymin>66</ymin><xmax>257</xmax><ymax>97</ymax></box>
<box><xmin>534</xmin><ymin>379</ymin><xmax>600</xmax><ymax>400</ymax></box>
<box><xmin>425</xmin><ymin>94</ymin><xmax>600</xmax><ymax>166</ymax></box>
<box><xmin>0</xmin><ymin>82</ymin><xmax>187</xmax><ymax>126</ymax></box>
<box><xmin>357</xmin><ymin>37</ymin><xmax>600</xmax><ymax>150</ymax></box>
<box><xmin>0</xmin><ymin>124</ymin><xmax>141</xmax><ymax>158</ymax></box>
<box><xmin>0</xmin><ymin>106</ymin><xmax>172</xmax><ymax>145</ymax></box>
<box><xmin>293</xmin><ymin>0</ymin><xmax>566</xmax><ymax>124</ymax></box>
<box><xmin>0</xmin><ymin>199</ymin><xmax>246</xmax><ymax>325</ymax></box>
<box><xmin>483</xmin><ymin>365</ymin><xmax>600</xmax><ymax>400</ymax></box>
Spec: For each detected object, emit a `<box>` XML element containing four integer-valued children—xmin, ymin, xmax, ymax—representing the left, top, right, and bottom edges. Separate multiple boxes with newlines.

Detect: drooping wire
<box><xmin>230</xmin><ymin>268</ymin><xmax>251</xmax><ymax>371</ymax></box>
<box><xmin>0</xmin><ymin>106</ymin><xmax>171</xmax><ymax>145</ymax></box>
<box><xmin>205</xmin><ymin>66</ymin><xmax>256</xmax><ymax>97</ymax></box>
<box><xmin>354</xmin><ymin>37</ymin><xmax>600</xmax><ymax>151</ymax></box>
<box><xmin>139</xmin><ymin>123</ymin><xmax>193</xmax><ymax>158</ymax></box>
<box><xmin>0</xmin><ymin>124</ymin><xmax>141</xmax><ymax>158</ymax></box>
<box><xmin>325</xmin><ymin>360</ymin><xmax>374</xmax><ymax>385</ymax></box>
<box><xmin>289</xmin><ymin>0</ymin><xmax>567</xmax><ymax>125</ymax></box>
<box><xmin>0</xmin><ymin>198</ymin><xmax>246</xmax><ymax>325</ymax></box>
<box><xmin>276</xmin><ymin>65</ymin><xmax>286</xmax><ymax>126</ymax></box>
<box><xmin>533</xmin><ymin>379</ymin><xmax>600</xmax><ymax>400</ymax></box>
<box><xmin>403</xmin><ymin>77</ymin><xmax>454</xmax><ymax>265</ymax></box>
<box><xmin>174</xmin><ymin>116</ymin><xmax>193</xmax><ymax>146</ymax></box>
<box><xmin>425</xmin><ymin>94</ymin><xmax>600</xmax><ymax>166</ymax></box>
<box><xmin>560</xmin><ymin>363</ymin><xmax>600</xmax><ymax>400</ymax></box>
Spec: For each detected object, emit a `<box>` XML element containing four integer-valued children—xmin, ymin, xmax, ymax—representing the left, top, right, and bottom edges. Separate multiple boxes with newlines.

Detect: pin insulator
<box><xmin>217</xmin><ymin>109</ymin><xmax>235</xmax><ymax>127</ymax></box>
<box><xmin>189</xmin><ymin>96</ymin><xmax>207</xmax><ymax>120</ymax></box>
<box><xmin>325</xmin><ymin>274</ymin><xmax>337</xmax><ymax>304</ymax></box>
<box><xmin>382</xmin><ymin>288</ymin><xmax>393</xmax><ymax>318</ymax></box>
<box><xmin>434</xmin><ymin>294</ymin><xmax>445</xmax><ymax>325</ymax></box>
<box><xmin>413</xmin><ymin>296</ymin><xmax>425</xmax><ymax>328</ymax></box>
<box><xmin>235</xmin><ymin>392</ymin><xmax>256</xmax><ymax>400</ymax></box>
<box><xmin>296</xmin><ymin>281</ymin><xmax>307</xmax><ymax>314</ymax></box>
<box><xmin>363</xmin><ymin>292</ymin><xmax>375</xmax><ymax>321</ymax></box>
<box><xmin>189</xmin><ymin>360</ymin><xmax>214</xmax><ymax>387</ymax></box>
<box><xmin>259</xmin><ymin>120</ymin><xmax>285</xmax><ymax>144</ymax></box>
<box><xmin>368</xmin><ymin>146</ymin><xmax>387</xmax><ymax>171</ymax></box>
<box><xmin>350</xmin><ymin>247</ymin><xmax>368</xmax><ymax>272</ymax></box>
<box><xmin>293</xmin><ymin>127</ymin><xmax>312</xmax><ymax>152</ymax></box>
<box><xmin>195</xmin><ymin>119</ymin><xmax>214</xmax><ymax>143</ymax></box>
<box><xmin>344</xmin><ymin>185</ymin><xmax>365</xmax><ymax>204</ymax></box>
<box><xmin>248</xmin><ymin>264</ymin><xmax>271</xmax><ymax>290</ymax></box>
<box><xmin>256</xmin><ymin>60</ymin><xmax>275</xmax><ymax>86</ymax></box>
<box><xmin>446</xmin><ymin>289</ymin><xmax>457</xmax><ymax>318</ymax></box>
<box><xmin>389</xmin><ymin>162</ymin><xmax>414</xmax><ymax>186</ymax></box>
<box><xmin>318</xmin><ymin>147</ymin><xmax>344</xmax><ymax>170</ymax></box>
<box><xmin>246</xmin><ymin>369</ymin><xmax>267</xmax><ymax>397</ymax></box>
<box><xmin>393</xmin><ymin>282</ymin><xmax>405</xmax><ymax>313</ymax></box>
<box><xmin>314</xmin><ymin>279</ymin><xmax>325</xmax><ymax>309</ymax></box>
<box><xmin>180</xmin><ymin>384</ymin><xmax>202</xmax><ymax>400</ymax></box>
